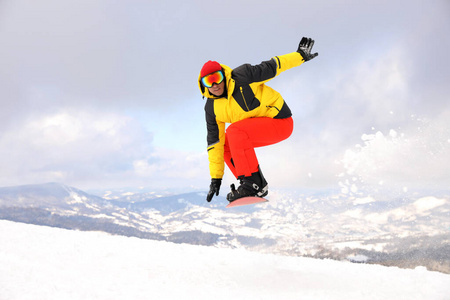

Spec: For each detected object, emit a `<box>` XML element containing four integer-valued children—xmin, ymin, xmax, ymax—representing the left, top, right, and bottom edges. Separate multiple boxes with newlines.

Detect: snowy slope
<box><xmin>1</xmin><ymin>220</ymin><xmax>449</xmax><ymax>300</ymax></box>
<box><xmin>1</xmin><ymin>183</ymin><xmax>449</xmax><ymax>274</ymax></box>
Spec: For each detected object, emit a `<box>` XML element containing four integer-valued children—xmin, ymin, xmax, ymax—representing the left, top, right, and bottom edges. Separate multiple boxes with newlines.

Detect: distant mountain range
<box><xmin>1</xmin><ymin>182</ymin><xmax>449</xmax><ymax>273</ymax></box>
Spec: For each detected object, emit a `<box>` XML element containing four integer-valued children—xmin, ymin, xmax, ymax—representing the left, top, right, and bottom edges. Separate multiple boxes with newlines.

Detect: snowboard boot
<box><xmin>227</xmin><ymin>167</ymin><xmax>268</xmax><ymax>202</ymax></box>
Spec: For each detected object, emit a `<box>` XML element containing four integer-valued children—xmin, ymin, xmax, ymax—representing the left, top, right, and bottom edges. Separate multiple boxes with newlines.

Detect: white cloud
<box><xmin>133</xmin><ymin>149</ymin><xmax>208</xmax><ymax>181</ymax></box>
<box><xmin>0</xmin><ymin>108</ymin><xmax>207</xmax><ymax>189</ymax></box>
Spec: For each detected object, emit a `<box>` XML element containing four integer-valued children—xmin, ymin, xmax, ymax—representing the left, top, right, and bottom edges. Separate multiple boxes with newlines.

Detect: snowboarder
<box><xmin>199</xmin><ymin>37</ymin><xmax>318</xmax><ymax>203</ymax></box>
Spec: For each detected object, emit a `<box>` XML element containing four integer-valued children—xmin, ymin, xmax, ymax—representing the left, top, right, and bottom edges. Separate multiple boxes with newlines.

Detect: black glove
<box><xmin>206</xmin><ymin>178</ymin><xmax>222</xmax><ymax>202</ymax></box>
<box><xmin>297</xmin><ymin>37</ymin><xmax>318</xmax><ymax>62</ymax></box>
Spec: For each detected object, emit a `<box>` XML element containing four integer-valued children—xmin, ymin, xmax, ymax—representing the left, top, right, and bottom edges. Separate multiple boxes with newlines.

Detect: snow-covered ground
<box><xmin>1</xmin><ymin>220</ymin><xmax>449</xmax><ymax>300</ymax></box>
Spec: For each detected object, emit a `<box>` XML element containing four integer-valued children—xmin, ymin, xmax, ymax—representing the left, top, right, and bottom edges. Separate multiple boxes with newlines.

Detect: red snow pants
<box><xmin>224</xmin><ymin>117</ymin><xmax>293</xmax><ymax>179</ymax></box>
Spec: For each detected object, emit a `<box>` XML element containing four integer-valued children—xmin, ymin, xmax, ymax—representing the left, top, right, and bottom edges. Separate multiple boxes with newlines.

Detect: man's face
<box><xmin>208</xmin><ymin>80</ymin><xmax>225</xmax><ymax>97</ymax></box>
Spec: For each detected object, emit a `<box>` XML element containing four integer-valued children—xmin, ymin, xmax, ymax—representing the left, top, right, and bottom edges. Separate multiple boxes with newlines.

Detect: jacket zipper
<box><xmin>266</xmin><ymin>105</ymin><xmax>280</xmax><ymax>112</ymax></box>
<box><xmin>240</xmin><ymin>87</ymin><xmax>250</xmax><ymax>111</ymax></box>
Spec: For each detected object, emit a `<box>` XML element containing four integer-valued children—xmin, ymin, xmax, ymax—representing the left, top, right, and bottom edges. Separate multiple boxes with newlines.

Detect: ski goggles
<box><xmin>201</xmin><ymin>70</ymin><xmax>224</xmax><ymax>88</ymax></box>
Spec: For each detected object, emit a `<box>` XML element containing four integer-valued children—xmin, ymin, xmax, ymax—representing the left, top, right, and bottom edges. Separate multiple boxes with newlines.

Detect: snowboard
<box><xmin>226</xmin><ymin>196</ymin><xmax>268</xmax><ymax>208</ymax></box>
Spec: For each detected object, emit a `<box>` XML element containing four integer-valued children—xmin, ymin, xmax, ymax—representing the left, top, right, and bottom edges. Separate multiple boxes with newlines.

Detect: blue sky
<box><xmin>0</xmin><ymin>0</ymin><xmax>449</xmax><ymax>192</ymax></box>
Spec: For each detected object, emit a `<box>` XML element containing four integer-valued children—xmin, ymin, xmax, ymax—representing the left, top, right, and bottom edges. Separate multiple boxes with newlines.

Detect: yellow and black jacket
<box><xmin>198</xmin><ymin>52</ymin><xmax>305</xmax><ymax>179</ymax></box>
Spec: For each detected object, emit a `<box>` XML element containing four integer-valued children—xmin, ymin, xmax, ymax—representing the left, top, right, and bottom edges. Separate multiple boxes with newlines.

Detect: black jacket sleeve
<box><xmin>231</xmin><ymin>59</ymin><xmax>278</xmax><ymax>85</ymax></box>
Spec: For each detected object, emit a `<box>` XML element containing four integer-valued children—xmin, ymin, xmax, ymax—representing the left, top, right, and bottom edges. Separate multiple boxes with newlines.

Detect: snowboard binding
<box><xmin>227</xmin><ymin>167</ymin><xmax>268</xmax><ymax>202</ymax></box>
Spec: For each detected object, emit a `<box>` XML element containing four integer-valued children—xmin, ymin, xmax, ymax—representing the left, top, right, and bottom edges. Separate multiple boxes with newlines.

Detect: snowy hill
<box><xmin>0</xmin><ymin>183</ymin><xmax>449</xmax><ymax>274</ymax></box>
<box><xmin>0</xmin><ymin>220</ymin><xmax>449</xmax><ymax>300</ymax></box>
